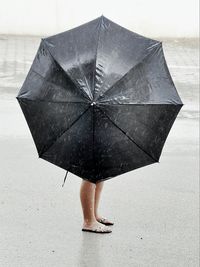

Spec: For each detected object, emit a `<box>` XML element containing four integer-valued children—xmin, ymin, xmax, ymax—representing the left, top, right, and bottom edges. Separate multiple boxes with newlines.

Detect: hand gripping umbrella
<box><xmin>16</xmin><ymin>16</ymin><xmax>183</xmax><ymax>184</ymax></box>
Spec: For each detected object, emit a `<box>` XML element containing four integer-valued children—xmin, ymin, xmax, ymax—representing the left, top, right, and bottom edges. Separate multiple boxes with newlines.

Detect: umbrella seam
<box><xmin>96</xmin><ymin>103</ymin><xmax>183</xmax><ymax>105</ymax></box>
<box><xmin>42</xmin><ymin>39</ymin><xmax>91</xmax><ymax>102</ymax></box>
<box><xmin>73</xmin><ymin>39</ymin><xmax>93</xmax><ymax>101</ymax></box>
<box><xmin>97</xmin><ymin>42</ymin><xmax>162</xmax><ymax>102</ymax></box>
<box><xmin>29</xmin><ymin>69</ymin><xmax>90</xmax><ymax>103</ymax></box>
<box><xmin>97</xmin><ymin>106</ymin><xmax>159</xmax><ymax>163</ymax></box>
<box><xmin>98</xmin><ymin>56</ymin><xmax>153</xmax><ymax>104</ymax></box>
<box><xmin>39</xmin><ymin>106</ymin><xmax>91</xmax><ymax>157</ymax></box>
<box><xmin>160</xmin><ymin>44</ymin><xmax>183</xmax><ymax>105</ymax></box>
<box><xmin>31</xmin><ymin>69</ymin><xmax>71</xmax><ymax>94</ymax></box>
<box><xmin>93</xmin><ymin>16</ymin><xmax>104</xmax><ymax>100</ymax></box>
<box><xmin>99</xmin><ymin>44</ymin><xmax>182</xmax><ymax>106</ymax></box>
<box><xmin>17</xmin><ymin>97</ymin><xmax>88</xmax><ymax>104</ymax></box>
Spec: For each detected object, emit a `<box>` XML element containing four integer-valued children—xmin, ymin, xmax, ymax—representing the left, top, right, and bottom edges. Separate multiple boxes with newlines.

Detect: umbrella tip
<box><xmin>90</xmin><ymin>101</ymin><xmax>96</xmax><ymax>106</ymax></box>
<box><xmin>100</xmin><ymin>14</ymin><xmax>106</xmax><ymax>20</ymax></box>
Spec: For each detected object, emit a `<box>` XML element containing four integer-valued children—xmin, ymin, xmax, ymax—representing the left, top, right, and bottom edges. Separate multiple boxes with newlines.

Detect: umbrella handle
<box><xmin>62</xmin><ymin>170</ymin><xmax>68</xmax><ymax>187</ymax></box>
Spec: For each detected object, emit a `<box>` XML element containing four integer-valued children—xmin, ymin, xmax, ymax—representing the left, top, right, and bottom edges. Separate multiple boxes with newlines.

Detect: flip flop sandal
<box><xmin>97</xmin><ymin>218</ymin><xmax>114</xmax><ymax>226</ymax></box>
<box><xmin>82</xmin><ymin>226</ymin><xmax>112</xmax><ymax>234</ymax></box>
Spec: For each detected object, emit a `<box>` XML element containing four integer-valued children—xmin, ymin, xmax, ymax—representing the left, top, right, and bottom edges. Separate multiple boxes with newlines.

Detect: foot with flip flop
<box><xmin>82</xmin><ymin>217</ymin><xmax>114</xmax><ymax>233</ymax></box>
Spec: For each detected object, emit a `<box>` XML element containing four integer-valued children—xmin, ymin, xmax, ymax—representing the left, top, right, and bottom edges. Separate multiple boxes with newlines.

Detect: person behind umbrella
<box><xmin>80</xmin><ymin>180</ymin><xmax>114</xmax><ymax>233</ymax></box>
<box><xmin>16</xmin><ymin>16</ymin><xmax>183</xmax><ymax>234</ymax></box>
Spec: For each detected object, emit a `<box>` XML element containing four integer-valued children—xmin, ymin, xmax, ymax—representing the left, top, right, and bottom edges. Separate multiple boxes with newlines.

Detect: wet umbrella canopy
<box><xmin>16</xmin><ymin>16</ymin><xmax>183</xmax><ymax>184</ymax></box>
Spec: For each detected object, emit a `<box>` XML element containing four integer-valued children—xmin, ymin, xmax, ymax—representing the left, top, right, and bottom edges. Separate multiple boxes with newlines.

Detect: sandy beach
<box><xmin>0</xmin><ymin>36</ymin><xmax>199</xmax><ymax>266</ymax></box>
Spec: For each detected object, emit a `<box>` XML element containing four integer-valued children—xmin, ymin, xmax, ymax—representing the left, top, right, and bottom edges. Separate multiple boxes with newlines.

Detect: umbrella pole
<box><xmin>62</xmin><ymin>170</ymin><xmax>68</xmax><ymax>187</ymax></box>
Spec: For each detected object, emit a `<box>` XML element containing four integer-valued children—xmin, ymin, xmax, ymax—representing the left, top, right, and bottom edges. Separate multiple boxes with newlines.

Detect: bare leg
<box><xmin>80</xmin><ymin>180</ymin><xmax>112</xmax><ymax>232</ymax></box>
<box><xmin>94</xmin><ymin>181</ymin><xmax>104</xmax><ymax>219</ymax></box>
<box><xmin>80</xmin><ymin>180</ymin><xmax>96</xmax><ymax>224</ymax></box>
<box><xmin>94</xmin><ymin>182</ymin><xmax>114</xmax><ymax>225</ymax></box>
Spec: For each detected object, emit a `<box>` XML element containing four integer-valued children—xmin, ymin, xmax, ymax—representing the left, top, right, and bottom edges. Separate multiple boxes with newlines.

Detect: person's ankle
<box><xmin>83</xmin><ymin>218</ymin><xmax>97</xmax><ymax>226</ymax></box>
<box><xmin>94</xmin><ymin>213</ymin><xmax>100</xmax><ymax>219</ymax></box>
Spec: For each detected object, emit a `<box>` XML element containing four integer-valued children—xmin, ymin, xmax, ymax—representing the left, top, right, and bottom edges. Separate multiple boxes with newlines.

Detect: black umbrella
<box><xmin>16</xmin><ymin>16</ymin><xmax>183</xmax><ymax>184</ymax></box>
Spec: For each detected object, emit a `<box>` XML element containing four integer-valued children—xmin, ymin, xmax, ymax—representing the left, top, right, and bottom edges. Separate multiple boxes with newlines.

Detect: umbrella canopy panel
<box><xmin>17</xmin><ymin>16</ymin><xmax>183</xmax><ymax>183</ymax></box>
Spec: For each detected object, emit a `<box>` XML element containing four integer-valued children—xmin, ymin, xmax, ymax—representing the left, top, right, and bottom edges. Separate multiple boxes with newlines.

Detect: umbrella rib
<box><xmin>97</xmin><ymin>42</ymin><xmax>162</xmax><ymax>102</ymax></box>
<box><xmin>97</xmin><ymin>103</ymin><xmax>167</xmax><ymax>137</ymax></box>
<box><xmin>39</xmin><ymin>106</ymin><xmax>90</xmax><ymax>157</ymax></box>
<box><xmin>16</xmin><ymin>97</ymin><xmax>88</xmax><ymax>104</ymax></box>
<box><xmin>42</xmin><ymin>39</ymin><xmax>92</xmax><ymax>102</ymax></box>
<box><xmin>30</xmin><ymin>69</ymin><xmax>89</xmax><ymax>103</ymax></box>
<box><xmin>31</xmin><ymin>69</ymin><xmax>69</xmax><ymax>94</ymax></box>
<box><xmin>97</xmin><ymin>103</ymin><xmax>183</xmax><ymax>139</ymax></box>
<box><xmin>97</xmin><ymin>105</ymin><xmax>159</xmax><ymax>163</ymax></box>
<box><xmin>98</xmin><ymin>61</ymin><xmax>152</xmax><ymax>105</ymax></box>
<box><xmin>73</xmin><ymin>43</ymin><xmax>93</xmax><ymax>101</ymax></box>
<box><xmin>92</xmin><ymin>16</ymin><xmax>104</xmax><ymax>100</ymax></box>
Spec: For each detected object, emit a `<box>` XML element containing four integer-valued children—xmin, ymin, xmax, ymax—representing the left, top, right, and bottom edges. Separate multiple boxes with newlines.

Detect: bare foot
<box><xmin>82</xmin><ymin>220</ymin><xmax>112</xmax><ymax>233</ymax></box>
<box><xmin>96</xmin><ymin>216</ymin><xmax>114</xmax><ymax>226</ymax></box>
